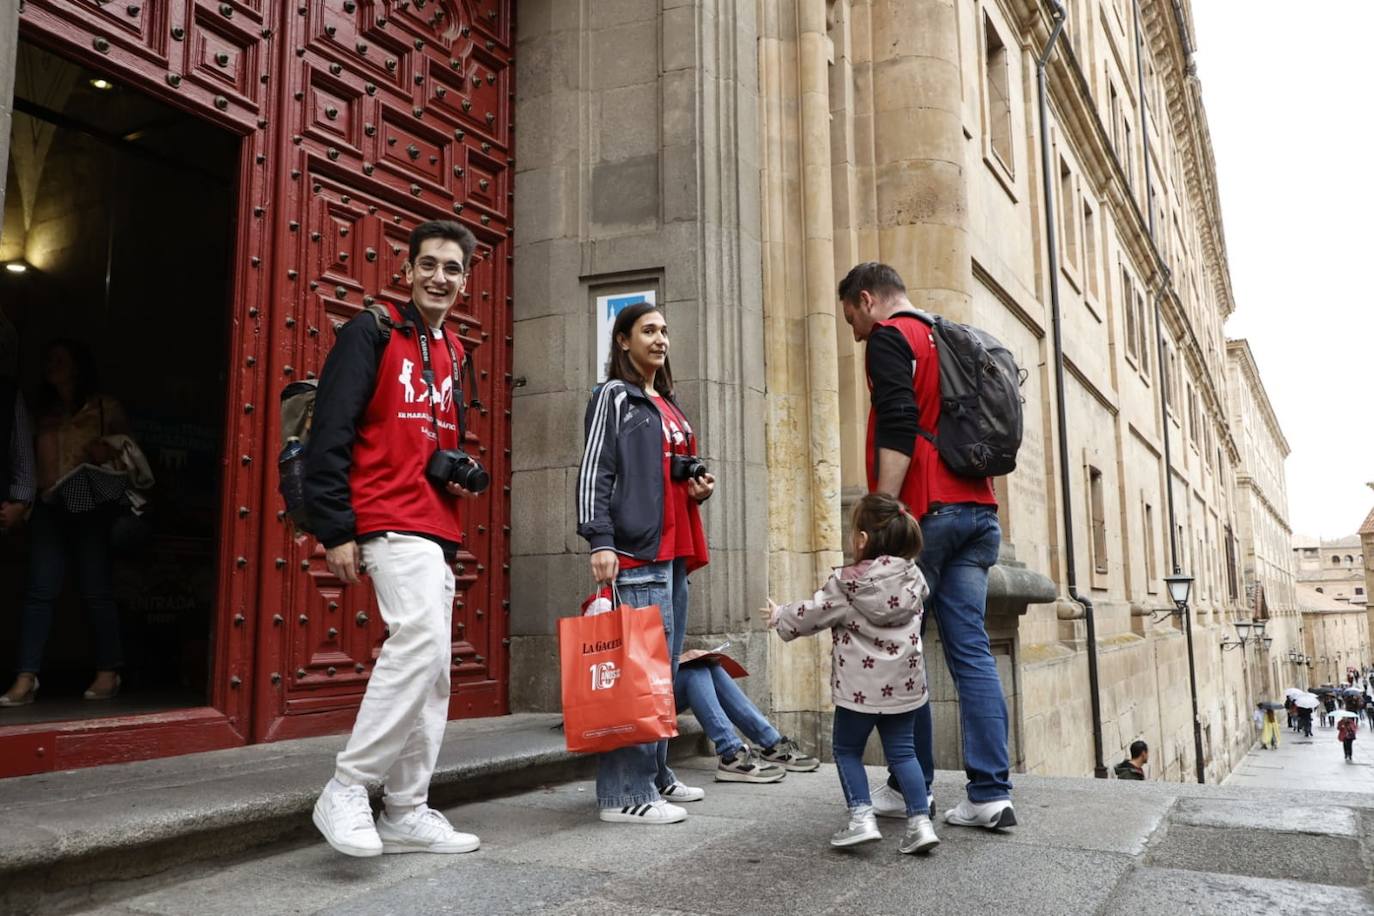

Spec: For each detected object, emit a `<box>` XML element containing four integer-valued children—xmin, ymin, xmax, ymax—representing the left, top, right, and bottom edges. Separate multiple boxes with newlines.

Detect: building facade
<box><xmin>1292</xmin><ymin>535</ymin><xmax>1368</xmax><ymax>609</ymax></box>
<box><xmin>1</xmin><ymin>0</ymin><xmax>1297</xmax><ymax>784</ymax></box>
<box><xmin>1295</xmin><ymin>584</ymin><xmax>1370</xmax><ymax>688</ymax></box>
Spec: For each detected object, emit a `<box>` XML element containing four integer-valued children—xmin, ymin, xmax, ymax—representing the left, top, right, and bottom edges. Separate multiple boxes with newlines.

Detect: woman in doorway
<box><xmin>1261</xmin><ymin>708</ymin><xmax>1280</xmax><ymax>750</ymax></box>
<box><xmin>576</xmin><ymin>303</ymin><xmax>715</xmax><ymax>824</ymax></box>
<box><xmin>0</xmin><ymin>340</ymin><xmax>125</xmax><ymax>707</ymax></box>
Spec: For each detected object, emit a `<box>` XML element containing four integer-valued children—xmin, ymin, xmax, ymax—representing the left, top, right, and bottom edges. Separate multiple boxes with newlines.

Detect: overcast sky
<box><xmin>1191</xmin><ymin>2</ymin><xmax>1374</xmax><ymax>540</ymax></box>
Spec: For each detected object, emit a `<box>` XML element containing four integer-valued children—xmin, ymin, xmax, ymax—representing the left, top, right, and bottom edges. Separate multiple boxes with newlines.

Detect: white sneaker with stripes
<box><xmin>598</xmin><ymin>799</ymin><xmax>688</xmax><ymax>824</ymax></box>
<box><xmin>660</xmin><ymin>781</ymin><xmax>706</xmax><ymax>802</ymax></box>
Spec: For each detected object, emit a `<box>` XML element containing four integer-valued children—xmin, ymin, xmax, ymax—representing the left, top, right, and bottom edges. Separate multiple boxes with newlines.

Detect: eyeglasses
<box><xmin>412</xmin><ymin>258</ymin><xmax>465</xmax><ymax>280</ymax></box>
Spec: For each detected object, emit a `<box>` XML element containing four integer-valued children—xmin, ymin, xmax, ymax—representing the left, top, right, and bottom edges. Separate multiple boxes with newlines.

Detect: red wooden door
<box><xmin>251</xmin><ymin>0</ymin><xmax>513</xmax><ymax>742</ymax></box>
<box><xmin>3</xmin><ymin>0</ymin><xmax>512</xmax><ymax>776</ymax></box>
<box><xmin>4</xmin><ymin>0</ymin><xmax>278</xmax><ymax>774</ymax></box>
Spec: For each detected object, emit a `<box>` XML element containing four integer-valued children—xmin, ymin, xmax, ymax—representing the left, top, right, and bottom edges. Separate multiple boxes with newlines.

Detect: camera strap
<box><xmin>410</xmin><ymin>306</ymin><xmax>465</xmax><ymax>443</ymax></box>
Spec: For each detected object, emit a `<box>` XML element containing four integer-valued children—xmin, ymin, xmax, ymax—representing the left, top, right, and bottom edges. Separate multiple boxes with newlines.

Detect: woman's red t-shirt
<box><xmin>620</xmin><ymin>394</ymin><xmax>709</xmax><ymax>572</ymax></box>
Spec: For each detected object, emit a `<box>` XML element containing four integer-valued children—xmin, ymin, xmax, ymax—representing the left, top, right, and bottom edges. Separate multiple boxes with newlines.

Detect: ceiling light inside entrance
<box><xmin>89</xmin><ymin>78</ymin><xmax>114</xmax><ymax>91</ymax></box>
<box><xmin>4</xmin><ymin>262</ymin><xmax>28</xmax><ymax>274</ymax></box>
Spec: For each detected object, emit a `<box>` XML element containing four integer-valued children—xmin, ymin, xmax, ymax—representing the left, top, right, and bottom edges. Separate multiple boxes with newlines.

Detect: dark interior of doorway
<box><xmin>0</xmin><ymin>41</ymin><xmax>237</xmax><ymax>724</ymax></box>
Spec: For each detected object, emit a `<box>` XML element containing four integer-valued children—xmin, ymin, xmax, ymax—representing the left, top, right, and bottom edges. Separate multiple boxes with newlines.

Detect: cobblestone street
<box><xmin>1226</xmin><ymin>718</ymin><xmax>1374</xmax><ymax>794</ymax></box>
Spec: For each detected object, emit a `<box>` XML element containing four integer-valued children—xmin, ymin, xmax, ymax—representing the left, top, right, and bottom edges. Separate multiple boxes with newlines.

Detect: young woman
<box><xmin>0</xmin><ymin>340</ymin><xmax>125</xmax><ymax>707</ymax></box>
<box><xmin>576</xmin><ymin>303</ymin><xmax>715</xmax><ymax>824</ymax></box>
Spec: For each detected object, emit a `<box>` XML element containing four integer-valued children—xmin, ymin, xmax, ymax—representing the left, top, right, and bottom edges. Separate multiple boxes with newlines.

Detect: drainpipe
<box><xmin>1133</xmin><ymin>0</ymin><xmax>1206</xmax><ymax>785</ymax></box>
<box><xmin>1036</xmin><ymin>0</ymin><xmax>1108</xmax><ymax>780</ymax></box>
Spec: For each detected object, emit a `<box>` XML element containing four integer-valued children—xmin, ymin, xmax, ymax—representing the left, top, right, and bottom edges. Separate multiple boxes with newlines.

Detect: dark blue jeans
<box><xmin>834</xmin><ymin>706</ymin><xmax>927</xmax><ymax>816</ymax></box>
<box><xmin>596</xmin><ymin>558</ymin><xmax>688</xmax><ymax>808</ymax></box>
<box><xmin>16</xmin><ymin>502</ymin><xmax>123</xmax><ymax>673</ymax></box>
<box><xmin>889</xmin><ymin>503</ymin><xmax>1010</xmax><ymax>804</ymax></box>
<box><xmin>675</xmin><ymin>660</ymin><xmax>781</xmax><ymax>758</ymax></box>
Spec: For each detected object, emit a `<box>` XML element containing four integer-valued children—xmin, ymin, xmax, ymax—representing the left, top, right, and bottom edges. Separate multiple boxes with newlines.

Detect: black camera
<box><xmin>670</xmin><ymin>454</ymin><xmax>709</xmax><ymax>482</ymax></box>
<box><xmin>426</xmin><ymin>448</ymin><xmax>490</xmax><ymax>494</ymax></box>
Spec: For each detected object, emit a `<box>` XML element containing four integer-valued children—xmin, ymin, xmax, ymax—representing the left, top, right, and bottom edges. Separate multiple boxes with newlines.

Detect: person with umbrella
<box><xmin>1293</xmin><ymin>692</ymin><xmax>1318</xmax><ymax>737</ymax></box>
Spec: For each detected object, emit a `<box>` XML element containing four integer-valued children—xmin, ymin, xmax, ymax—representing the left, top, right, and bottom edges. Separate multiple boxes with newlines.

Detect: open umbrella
<box><xmin>1293</xmin><ymin>693</ymin><xmax>1321</xmax><ymax>709</ymax></box>
<box><xmin>1285</xmin><ymin>687</ymin><xmax>1306</xmax><ymax>699</ymax></box>
<box><xmin>1331</xmin><ymin>710</ymin><xmax>1358</xmax><ymax>721</ymax></box>
<box><xmin>1310</xmin><ymin>686</ymin><xmax>1336</xmax><ymax>695</ymax></box>
<box><xmin>1259</xmin><ymin>701</ymin><xmax>1285</xmax><ymax>711</ymax></box>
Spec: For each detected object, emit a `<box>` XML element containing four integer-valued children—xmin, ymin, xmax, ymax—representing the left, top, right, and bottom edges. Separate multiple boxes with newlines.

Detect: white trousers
<box><xmin>334</xmin><ymin>533</ymin><xmax>455</xmax><ymax>814</ymax></box>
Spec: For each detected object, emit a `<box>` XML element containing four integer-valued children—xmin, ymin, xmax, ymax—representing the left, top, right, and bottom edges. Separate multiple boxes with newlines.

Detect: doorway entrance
<box><xmin>0</xmin><ymin>40</ymin><xmax>236</xmax><ymax>731</ymax></box>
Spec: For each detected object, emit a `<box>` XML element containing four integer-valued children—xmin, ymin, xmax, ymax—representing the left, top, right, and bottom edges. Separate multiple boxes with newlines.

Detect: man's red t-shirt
<box><xmin>620</xmin><ymin>394</ymin><xmax>709</xmax><ymax>572</ymax></box>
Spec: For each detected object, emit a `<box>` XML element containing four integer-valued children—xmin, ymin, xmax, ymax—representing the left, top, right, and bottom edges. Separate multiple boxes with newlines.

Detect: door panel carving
<box><xmin>254</xmin><ymin>0</ymin><xmax>512</xmax><ymax>741</ymax></box>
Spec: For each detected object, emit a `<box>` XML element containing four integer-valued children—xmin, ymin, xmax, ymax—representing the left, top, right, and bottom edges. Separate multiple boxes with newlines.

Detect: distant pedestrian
<box><xmin>1337</xmin><ymin>715</ymin><xmax>1357</xmax><ymax>762</ymax></box>
<box><xmin>1113</xmin><ymin>740</ymin><xmax>1148</xmax><ymax>780</ymax></box>
<box><xmin>1252</xmin><ymin>704</ymin><xmax>1264</xmax><ymax>742</ymax></box>
<box><xmin>1299</xmin><ymin>706</ymin><xmax>1313</xmax><ymax>738</ymax></box>
<box><xmin>764</xmin><ymin>492</ymin><xmax>939</xmax><ymax>855</ymax></box>
<box><xmin>1261</xmin><ymin>709</ymin><xmax>1279</xmax><ymax>750</ymax></box>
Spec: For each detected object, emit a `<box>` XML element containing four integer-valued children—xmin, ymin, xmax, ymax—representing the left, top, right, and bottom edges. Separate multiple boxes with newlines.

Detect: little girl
<box><xmin>762</xmin><ymin>492</ymin><xmax>936</xmax><ymax>854</ymax></box>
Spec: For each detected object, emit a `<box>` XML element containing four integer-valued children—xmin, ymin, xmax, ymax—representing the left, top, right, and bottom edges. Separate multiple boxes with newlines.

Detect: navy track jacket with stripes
<box><xmin>577</xmin><ymin>379</ymin><xmax>687</xmax><ymax>559</ymax></box>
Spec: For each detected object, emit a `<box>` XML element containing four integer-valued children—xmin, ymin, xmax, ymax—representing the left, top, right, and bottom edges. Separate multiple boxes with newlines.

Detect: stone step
<box><xmin>0</xmin><ymin>712</ymin><xmax>704</xmax><ymax>914</ymax></box>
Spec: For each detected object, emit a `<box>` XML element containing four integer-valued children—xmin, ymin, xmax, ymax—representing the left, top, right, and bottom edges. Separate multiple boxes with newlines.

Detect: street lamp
<box><xmin>1165</xmin><ymin>573</ymin><xmax>1194</xmax><ymax>608</ymax></box>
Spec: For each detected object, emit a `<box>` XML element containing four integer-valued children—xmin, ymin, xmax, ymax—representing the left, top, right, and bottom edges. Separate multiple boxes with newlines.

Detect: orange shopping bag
<box><xmin>559</xmin><ymin>602</ymin><xmax>678</xmax><ymax>754</ymax></box>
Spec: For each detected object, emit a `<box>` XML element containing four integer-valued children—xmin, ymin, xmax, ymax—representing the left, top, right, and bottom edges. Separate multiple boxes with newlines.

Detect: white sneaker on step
<box><xmin>376</xmin><ymin>805</ymin><xmax>480</xmax><ymax>854</ymax></box>
<box><xmin>599</xmin><ymin>800</ymin><xmax>687</xmax><ymax>824</ymax></box>
<box><xmin>660</xmin><ymin>781</ymin><xmax>706</xmax><ymax>802</ymax></box>
<box><xmin>312</xmin><ymin>781</ymin><xmax>382</xmax><ymax>857</ymax></box>
<box><xmin>944</xmin><ymin>797</ymin><xmax>1017</xmax><ymax>830</ymax></box>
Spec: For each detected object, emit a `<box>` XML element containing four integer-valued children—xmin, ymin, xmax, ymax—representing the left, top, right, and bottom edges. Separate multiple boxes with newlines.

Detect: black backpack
<box><xmin>277</xmin><ymin>303</ymin><xmax>395</xmax><ymax>532</ymax></box>
<box><xmin>910</xmin><ymin>310</ymin><xmax>1025</xmax><ymax>478</ymax></box>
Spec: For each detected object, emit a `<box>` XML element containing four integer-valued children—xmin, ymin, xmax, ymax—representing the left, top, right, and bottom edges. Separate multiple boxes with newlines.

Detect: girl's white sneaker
<box><xmin>830</xmin><ymin>805</ymin><xmax>882</xmax><ymax>847</ymax></box>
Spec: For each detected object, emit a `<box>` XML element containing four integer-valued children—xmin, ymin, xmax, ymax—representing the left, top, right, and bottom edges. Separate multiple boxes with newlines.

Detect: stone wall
<box><xmin>508</xmin><ymin>0</ymin><xmax>769</xmax><ymax>713</ymax></box>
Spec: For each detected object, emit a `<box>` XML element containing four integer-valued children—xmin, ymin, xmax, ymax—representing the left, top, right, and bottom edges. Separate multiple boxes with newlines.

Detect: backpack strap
<box><xmin>363</xmin><ymin>301</ymin><xmax>396</xmax><ymax>344</ymax></box>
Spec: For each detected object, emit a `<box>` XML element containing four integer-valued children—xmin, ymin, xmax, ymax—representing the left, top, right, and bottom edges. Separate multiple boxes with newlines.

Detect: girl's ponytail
<box><xmin>851</xmin><ymin>493</ymin><xmax>923</xmax><ymax>562</ymax></box>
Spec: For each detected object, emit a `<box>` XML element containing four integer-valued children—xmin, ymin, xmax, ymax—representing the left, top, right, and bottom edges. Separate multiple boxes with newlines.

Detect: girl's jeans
<box><xmin>16</xmin><ymin>502</ymin><xmax>123</xmax><ymax>673</ymax></box>
<box><xmin>833</xmin><ymin>706</ymin><xmax>928</xmax><ymax>817</ymax></box>
<box><xmin>596</xmin><ymin>558</ymin><xmax>688</xmax><ymax>808</ymax></box>
<box><xmin>675</xmin><ymin>660</ymin><xmax>781</xmax><ymax>758</ymax></box>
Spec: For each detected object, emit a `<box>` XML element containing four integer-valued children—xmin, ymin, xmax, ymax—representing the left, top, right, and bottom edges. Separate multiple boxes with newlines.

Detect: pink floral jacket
<box><xmin>772</xmin><ymin>556</ymin><xmax>929</xmax><ymax>714</ymax></box>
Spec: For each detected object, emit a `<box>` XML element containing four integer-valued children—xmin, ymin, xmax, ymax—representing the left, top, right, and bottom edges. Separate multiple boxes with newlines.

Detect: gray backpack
<box><xmin>911</xmin><ymin>310</ymin><xmax>1025</xmax><ymax>478</ymax></box>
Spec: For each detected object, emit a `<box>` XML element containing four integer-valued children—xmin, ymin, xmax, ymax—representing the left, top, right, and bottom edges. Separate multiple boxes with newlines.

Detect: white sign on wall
<box><xmin>594</xmin><ymin>290</ymin><xmax>656</xmax><ymax>383</ymax></box>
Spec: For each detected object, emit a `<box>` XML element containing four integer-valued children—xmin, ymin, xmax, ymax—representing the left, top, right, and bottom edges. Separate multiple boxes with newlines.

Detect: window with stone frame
<box><xmin>1144</xmin><ymin>499</ymin><xmax>1158</xmax><ymax>592</ymax></box>
<box><xmin>1083</xmin><ymin>198</ymin><xmax>1099</xmax><ymax>299</ymax></box>
<box><xmin>1136</xmin><ymin>289</ymin><xmax>1151</xmax><ymax>377</ymax></box>
<box><xmin>1059</xmin><ymin>157</ymin><xmax>1079</xmax><ymax>275</ymax></box>
<box><xmin>1088</xmin><ymin>465</ymin><xmax>1108</xmax><ymax>576</ymax></box>
<box><xmin>1122</xmin><ymin>267</ymin><xmax>1138</xmax><ymax>362</ymax></box>
<box><xmin>983</xmin><ymin>14</ymin><xmax>1013</xmax><ymax>173</ymax></box>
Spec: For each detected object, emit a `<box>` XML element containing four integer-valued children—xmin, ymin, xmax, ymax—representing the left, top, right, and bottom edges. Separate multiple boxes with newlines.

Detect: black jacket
<box><xmin>1114</xmin><ymin>759</ymin><xmax>1144</xmax><ymax>780</ymax></box>
<box><xmin>576</xmin><ymin>380</ymin><xmax>689</xmax><ymax>559</ymax></box>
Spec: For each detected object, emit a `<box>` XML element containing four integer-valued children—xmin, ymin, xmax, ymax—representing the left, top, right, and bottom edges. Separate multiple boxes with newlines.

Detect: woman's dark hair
<box><xmin>606</xmin><ymin>303</ymin><xmax>674</xmax><ymax>396</ymax></box>
<box><xmin>37</xmin><ymin>338</ymin><xmax>100</xmax><ymax>418</ymax></box>
<box><xmin>851</xmin><ymin>492</ymin><xmax>923</xmax><ymax>562</ymax></box>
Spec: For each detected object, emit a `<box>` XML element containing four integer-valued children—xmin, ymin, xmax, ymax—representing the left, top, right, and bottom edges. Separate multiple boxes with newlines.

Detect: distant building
<box><xmin>1292</xmin><ymin>536</ymin><xmax>1367</xmax><ymax>609</ymax></box>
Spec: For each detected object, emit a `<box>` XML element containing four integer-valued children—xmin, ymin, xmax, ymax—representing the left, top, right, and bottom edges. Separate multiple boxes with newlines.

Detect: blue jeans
<box><xmin>889</xmin><ymin>503</ymin><xmax>1010</xmax><ymax>804</ymax></box>
<box><xmin>16</xmin><ymin>502</ymin><xmax>123</xmax><ymax>673</ymax></box>
<box><xmin>675</xmin><ymin>660</ymin><xmax>781</xmax><ymax>758</ymax></box>
<box><xmin>596</xmin><ymin>558</ymin><xmax>689</xmax><ymax>808</ymax></box>
<box><xmin>833</xmin><ymin>706</ymin><xmax>927</xmax><ymax>816</ymax></box>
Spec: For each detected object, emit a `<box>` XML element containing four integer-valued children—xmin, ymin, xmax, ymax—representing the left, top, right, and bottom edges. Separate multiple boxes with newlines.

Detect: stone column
<box><xmin>870</xmin><ymin>0</ymin><xmax>972</xmax><ymax>323</ymax></box>
<box><xmin>508</xmin><ymin>0</ymin><xmax>766</xmax><ymax>712</ymax></box>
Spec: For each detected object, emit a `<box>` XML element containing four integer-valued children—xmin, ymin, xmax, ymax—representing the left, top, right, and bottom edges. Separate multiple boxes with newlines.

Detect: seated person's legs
<box><xmin>676</xmin><ymin>661</ymin><xmax>786</xmax><ymax>783</ymax></box>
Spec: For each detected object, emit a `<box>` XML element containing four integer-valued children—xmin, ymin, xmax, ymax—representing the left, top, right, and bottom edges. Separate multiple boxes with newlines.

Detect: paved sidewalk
<box><xmin>1226</xmin><ymin>720</ymin><xmax>1374</xmax><ymax>793</ymax></box>
<box><xmin>54</xmin><ymin>759</ymin><xmax>1374</xmax><ymax>916</ymax></box>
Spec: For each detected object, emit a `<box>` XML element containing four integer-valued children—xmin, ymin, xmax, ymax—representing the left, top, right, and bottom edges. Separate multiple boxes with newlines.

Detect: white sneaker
<box><xmin>830</xmin><ymin>805</ymin><xmax>882</xmax><ymax>847</ymax></box>
<box><xmin>944</xmin><ymin>797</ymin><xmax>1017</xmax><ymax>830</ymax></box>
<box><xmin>872</xmin><ymin>783</ymin><xmax>936</xmax><ymax>819</ymax></box>
<box><xmin>599</xmin><ymin>800</ymin><xmax>688</xmax><ymax>824</ymax></box>
<box><xmin>376</xmin><ymin>805</ymin><xmax>480</xmax><ymax>854</ymax></box>
<box><xmin>660</xmin><ymin>781</ymin><xmax>706</xmax><ymax>802</ymax></box>
<box><xmin>871</xmin><ymin>783</ymin><xmax>906</xmax><ymax>818</ymax></box>
<box><xmin>312</xmin><ymin>781</ymin><xmax>382</xmax><ymax>857</ymax></box>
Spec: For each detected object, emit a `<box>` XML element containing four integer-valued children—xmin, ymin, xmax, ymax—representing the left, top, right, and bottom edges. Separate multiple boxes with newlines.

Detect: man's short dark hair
<box><xmin>837</xmin><ymin>261</ymin><xmax>907</xmax><ymax>305</ymax></box>
<box><xmin>408</xmin><ymin>219</ymin><xmax>478</xmax><ymax>269</ymax></box>
<box><xmin>1130</xmin><ymin>740</ymin><xmax>1148</xmax><ymax>758</ymax></box>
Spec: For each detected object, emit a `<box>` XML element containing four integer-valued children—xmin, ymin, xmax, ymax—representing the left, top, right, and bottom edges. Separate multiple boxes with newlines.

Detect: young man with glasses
<box><xmin>305</xmin><ymin>220</ymin><xmax>482</xmax><ymax>857</ymax></box>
